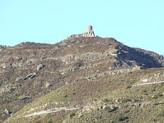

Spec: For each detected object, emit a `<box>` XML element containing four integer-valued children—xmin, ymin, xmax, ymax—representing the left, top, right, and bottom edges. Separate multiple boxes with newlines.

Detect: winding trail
<box><xmin>133</xmin><ymin>81</ymin><xmax>164</xmax><ymax>86</ymax></box>
<box><xmin>23</xmin><ymin>107</ymin><xmax>80</xmax><ymax>117</ymax></box>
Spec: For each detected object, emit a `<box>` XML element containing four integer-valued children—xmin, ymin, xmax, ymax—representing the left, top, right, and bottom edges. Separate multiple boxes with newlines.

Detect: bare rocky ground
<box><xmin>0</xmin><ymin>37</ymin><xmax>164</xmax><ymax>123</ymax></box>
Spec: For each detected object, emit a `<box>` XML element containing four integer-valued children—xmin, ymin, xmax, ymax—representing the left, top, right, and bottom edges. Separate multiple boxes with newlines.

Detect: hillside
<box><xmin>0</xmin><ymin>37</ymin><xmax>164</xmax><ymax>123</ymax></box>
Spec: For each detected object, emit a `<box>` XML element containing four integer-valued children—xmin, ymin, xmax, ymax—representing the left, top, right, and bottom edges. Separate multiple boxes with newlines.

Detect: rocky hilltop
<box><xmin>0</xmin><ymin>37</ymin><xmax>164</xmax><ymax>123</ymax></box>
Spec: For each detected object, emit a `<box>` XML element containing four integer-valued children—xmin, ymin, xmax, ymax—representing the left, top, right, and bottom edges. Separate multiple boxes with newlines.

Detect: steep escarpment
<box><xmin>0</xmin><ymin>37</ymin><xmax>164</xmax><ymax>123</ymax></box>
<box><xmin>116</xmin><ymin>43</ymin><xmax>164</xmax><ymax>68</ymax></box>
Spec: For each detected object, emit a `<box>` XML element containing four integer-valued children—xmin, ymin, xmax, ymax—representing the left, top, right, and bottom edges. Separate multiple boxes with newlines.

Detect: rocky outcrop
<box><xmin>116</xmin><ymin>44</ymin><xmax>164</xmax><ymax>68</ymax></box>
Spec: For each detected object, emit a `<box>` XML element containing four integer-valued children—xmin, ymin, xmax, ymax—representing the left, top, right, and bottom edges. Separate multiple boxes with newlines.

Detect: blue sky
<box><xmin>0</xmin><ymin>0</ymin><xmax>164</xmax><ymax>55</ymax></box>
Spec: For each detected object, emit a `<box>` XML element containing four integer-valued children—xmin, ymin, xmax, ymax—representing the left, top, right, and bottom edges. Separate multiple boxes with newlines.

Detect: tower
<box><xmin>83</xmin><ymin>25</ymin><xmax>95</xmax><ymax>37</ymax></box>
<box><xmin>86</xmin><ymin>26</ymin><xmax>93</xmax><ymax>33</ymax></box>
<box><xmin>67</xmin><ymin>25</ymin><xmax>95</xmax><ymax>39</ymax></box>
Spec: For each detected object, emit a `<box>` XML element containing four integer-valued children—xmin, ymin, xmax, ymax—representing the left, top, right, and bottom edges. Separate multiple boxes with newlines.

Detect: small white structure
<box><xmin>68</xmin><ymin>26</ymin><xmax>95</xmax><ymax>38</ymax></box>
<box><xmin>82</xmin><ymin>26</ymin><xmax>95</xmax><ymax>37</ymax></box>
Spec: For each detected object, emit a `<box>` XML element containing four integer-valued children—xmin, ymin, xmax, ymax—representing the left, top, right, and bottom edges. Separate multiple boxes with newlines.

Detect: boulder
<box><xmin>24</xmin><ymin>73</ymin><xmax>36</xmax><ymax>80</ymax></box>
<box><xmin>15</xmin><ymin>77</ymin><xmax>23</xmax><ymax>82</ymax></box>
<box><xmin>78</xmin><ymin>113</ymin><xmax>84</xmax><ymax>118</ymax></box>
<box><xmin>16</xmin><ymin>56</ymin><xmax>22</xmax><ymax>61</ymax></box>
<box><xmin>37</xmin><ymin>64</ymin><xmax>44</xmax><ymax>70</ymax></box>
<box><xmin>4</xmin><ymin>109</ymin><xmax>12</xmax><ymax>116</ymax></box>
<box><xmin>45</xmin><ymin>82</ymin><xmax>52</xmax><ymax>88</ymax></box>
<box><xmin>19</xmin><ymin>96</ymin><xmax>31</xmax><ymax>101</ymax></box>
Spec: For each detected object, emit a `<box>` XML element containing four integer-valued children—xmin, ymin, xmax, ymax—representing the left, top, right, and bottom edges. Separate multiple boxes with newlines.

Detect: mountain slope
<box><xmin>5</xmin><ymin>68</ymin><xmax>164</xmax><ymax>123</ymax></box>
<box><xmin>0</xmin><ymin>37</ymin><xmax>164</xmax><ymax>123</ymax></box>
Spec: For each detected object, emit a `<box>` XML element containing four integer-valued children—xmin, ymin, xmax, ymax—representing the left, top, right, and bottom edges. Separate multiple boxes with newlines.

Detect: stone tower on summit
<box><xmin>83</xmin><ymin>26</ymin><xmax>95</xmax><ymax>37</ymax></box>
<box><xmin>68</xmin><ymin>25</ymin><xmax>95</xmax><ymax>38</ymax></box>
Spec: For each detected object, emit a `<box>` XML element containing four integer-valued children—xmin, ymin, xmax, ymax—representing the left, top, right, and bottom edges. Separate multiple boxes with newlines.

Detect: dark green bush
<box><xmin>126</xmin><ymin>85</ymin><xmax>132</xmax><ymax>89</ymax></box>
<box><xmin>35</xmin><ymin>121</ymin><xmax>41</xmax><ymax>123</ymax></box>
<box><xmin>115</xmin><ymin>115</ymin><xmax>128</xmax><ymax>122</ymax></box>
<box><xmin>105</xmin><ymin>106</ymin><xmax>118</xmax><ymax>113</ymax></box>
<box><xmin>159</xmin><ymin>110</ymin><xmax>164</xmax><ymax>117</ymax></box>
<box><xmin>103</xmin><ymin>98</ymin><xmax>110</xmax><ymax>103</ymax></box>
<box><xmin>121</xmin><ymin>98</ymin><xmax>131</xmax><ymax>103</ymax></box>
<box><xmin>46</xmin><ymin>119</ymin><xmax>53</xmax><ymax>123</ymax></box>
<box><xmin>70</xmin><ymin>113</ymin><xmax>76</xmax><ymax>118</ymax></box>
